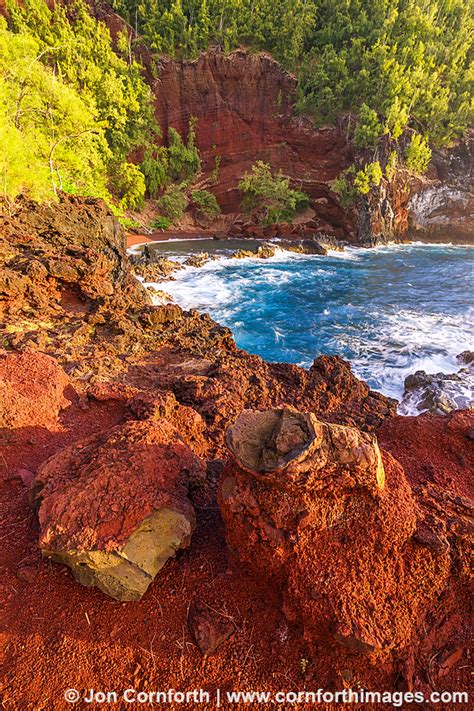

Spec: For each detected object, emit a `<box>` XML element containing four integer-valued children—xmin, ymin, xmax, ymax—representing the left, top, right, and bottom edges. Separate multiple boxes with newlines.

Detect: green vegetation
<box><xmin>353</xmin><ymin>162</ymin><xmax>383</xmax><ymax>195</ymax></box>
<box><xmin>0</xmin><ymin>16</ymin><xmax>109</xmax><ymax>202</ymax></box>
<box><xmin>191</xmin><ymin>190</ymin><xmax>221</xmax><ymax>218</ymax></box>
<box><xmin>157</xmin><ymin>184</ymin><xmax>189</xmax><ymax>221</ymax></box>
<box><xmin>149</xmin><ymin>215</ymin><xmax>172</xmax><ymax>229</ymax></box>
<box><xmin>405</xmin><ymin>134</ymin><xmax>432</xmax><ymax>175</ymax></box>
<box><xmin>140</xmin><ymin>118</ymin><xmax>201</xmax><ymax>199</ymax></box>
<box><xmin>2</xmin><ymin>0</ymin><xmax>471</xmax><ymax>214</ymax></box>
<box><xmin>111</xmin><ymin>0</ymin><xmax>316</xmax><ymax>69</ymax></box>
<box><xmin>298</xmin><ymin>0</ymin><xmax>472</xmax><ymax>149</ymax></box>
<box><xmin>333</xmin><ymin>162</ymin><xmax>384</xmax><ymax>203</ymax></box>
<box><xmin>332</xmin><ymin>168</ymin><xmax>358</xmax><ymax>209</ymax></box>
<box><xmin>2</xmin><ymin>0</ymin><xmax>156</xmax><ymax>204</ymax></box>
<box><xmin>239</xmin><ymin>161</ymin><xmax>309</xmax><ymax>225</ymax></box>
<box><xmin>114</xmin><ymin>163</ymin><xmax>147</xmax><ymax>210</ymax></box>
<box><xmin>7</xmin><ymin>0</ymin><xmax>156</xmax><ymax>159</ymax></box>
<box><xmin>167</xmin><ymin>119</ymin><xmax>201</xmax><ymax>183</ymax></box>
<box><xmin>112</xmin><ymin>0</ymin><xmax>472</xmax><ymax>151</ymax></box>
<box><xmin>1</xmin><ymin>0</ymin><xmax>206</xmax><ymax>217</ymax></box>
<box><xmin>140</xmin><ymin>146</ymin><xmax>170</xmax><ymax>199</ymax></box>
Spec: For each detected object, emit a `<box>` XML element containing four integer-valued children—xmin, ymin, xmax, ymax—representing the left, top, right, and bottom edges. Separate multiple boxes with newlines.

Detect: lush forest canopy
<box><xmin>112</xmin><ymin>0</ymin><xmax>472</xmax><ymax>148</ymax></box>
<box><xmin>1</xmin><ymin>0</ymin><xmax>472</xmax><ymax>211</ymax></box>
<box><xmin>2</xmin><ymin>0</ymin><xmax>157</xmax><ymax>205</ymax></box>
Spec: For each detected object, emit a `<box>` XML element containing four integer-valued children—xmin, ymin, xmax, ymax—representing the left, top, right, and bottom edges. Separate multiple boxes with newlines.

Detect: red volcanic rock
<box><xmin>33</xmin><ymin>418</ymin><xmax>205</xmax><ymax>601</ymax></box>
<box><xmin>88</xmin><ymin>382</ymin><xmax>210</xmax><ymax>459</ymax></box>
<box><xmin>188</xmin><ymin>599</ymin><xmax>235</xmax><ymax>656</ymax></box>
<box><xmin>151</xmin><ymin>353</ymin><xmax>396</xmax><ymax>458</ymax></box>
<box><xmin>153</xmin><ymin>49</ymin><xmax>353</xmax><ymax>235</ymax></box>
<box><xmin>0</xmin><ymin>194</ymin><xmax>150</xmax><ymax>323</ymax></box>
<box><xmin>220</xmin><ymin>407</ymin><xmax>451</xmax><ymax>660</ymax></box>
<box><xmin>379</xmin><ymin>410</ymin><xmax>474</xmax><ymax>506</ymax></box>
<box><xmin>0</xmin><ymin>350</ymin><xmax>70</xmax><ymax>430</ymax></box>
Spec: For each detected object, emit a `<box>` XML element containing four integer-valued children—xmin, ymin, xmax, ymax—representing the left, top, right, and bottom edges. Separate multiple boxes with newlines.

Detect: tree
<box><xmin>239</xmin><ymin>161</ymin><xmax>309</xmax><ymax>224</ymax></box>
<box><xmin>0</xmin><ymin>17</ymin><xmax>110</xmax><ymax>202</ymax></box>
<box><xmin>405</xmin><ymin>134</ymin><xmax>432</xmax><ymax>174</ymax></box>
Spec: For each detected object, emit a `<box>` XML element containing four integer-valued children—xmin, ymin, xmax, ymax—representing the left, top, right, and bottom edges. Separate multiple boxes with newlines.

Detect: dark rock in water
<box><xmin>231</xmin><ymin>248</ymin><xmax>257</xmax><ymax>259</ymax></box>
<box><xmin>400</xmin><ymin>355</ymin><xmax>474</xmax><ymax>415</ymax></box>
<box><xmin>256</xmin><ymin>243</ymin><xmax>277</xmax><ymax>259</ymax></box>
<box><xmin>457</xmin><ymin>351</ymin><xmax>474</xmax><ymax>366</ymax></box>
<box><xmin>280</xmin><ymin>234</ymin><xmax>344</xmax><ymax>255</ymax></box>
<box><xmin>281</xmin><ymin>238</ymin><xmax>327</xmax><ymax>255</ymax></box>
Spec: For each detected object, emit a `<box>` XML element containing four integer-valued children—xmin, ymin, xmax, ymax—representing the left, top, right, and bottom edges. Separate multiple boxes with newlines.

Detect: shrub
<box><xmin>209</xmin><ymin>154</ymin><xmax>221</xmax><ymax>184</ymax></box>
<box><xmin>118</xmin><ymin>216</ymin><xmax>141</xmax><ymax>229</ymax></box>
<box><xmin>167</xmin><ymin>117</ymin><xmax>201</xmax><ymax>184</ymax></box>
<box><xmin>354</xmin><ymin>161</ymin><xmax>383</xmax><ymax>195</ymax></box>
<box><xmin>333</xmin><ymin>167</ymin><xmax>357</xmax><ymax>207</ymax></box>
<box><xmin>140</xmin><ymin>146</ymin><xmax>169</xmax><ymax>198</ymax></box>
<box><xmin>405</xmin><ymin>133</ymin><xmax>432</xmax><ymax>174</ymax></box>
<box><xmin>239</xmin><ymin>161</ymin><xmax>309</xmax><ymax>225</ymax></box>
<box><xmin>114</xmin><ymin>162</ymin><xmax>146</xmax><ymax>210</ymax></box>
<box><xmin>150</xmin><ymin>215</ymin><xmax>172</xmax><ymax>229</ymax></box>
<box><xmin>384</xmin><ymin>98</ymin><xmax>410</xmax><ymax>141</ymax></box>
<box><xmin>353</xmin><ymin>104</ymin><xmax>382</xmax><ymax>149</ymax></box>
<box><xmin>157</xmin><ymin>184</ymin><xmax>188</xmax><ymax>222</ymax></box>
<box><xmin>191</xmin><ymin>189</ymin><xmax>221</xmax><ymax>218</ymax></box>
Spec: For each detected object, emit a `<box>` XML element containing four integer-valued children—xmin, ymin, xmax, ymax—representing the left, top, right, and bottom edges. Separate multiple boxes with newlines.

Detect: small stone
<box><xmin>16</xmin><ymin>565</ymin><xmax>37</xmax><ymax>583</ymax></box>
<box><xmin>188</xmin><ymin>600</ymin><xmax>235</xmax><ymax>656</ymax></box>
<box><xmin>13</xmin><ymin>469</ymin><xmax>35</xmax><ymax>488</ymax></box>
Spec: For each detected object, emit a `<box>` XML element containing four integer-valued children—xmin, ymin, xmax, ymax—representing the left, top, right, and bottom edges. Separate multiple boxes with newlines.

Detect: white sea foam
<box><xmin>339</xmin><ymin>309</ymin><xmax>473</xmax><ymax>400</ymax></box>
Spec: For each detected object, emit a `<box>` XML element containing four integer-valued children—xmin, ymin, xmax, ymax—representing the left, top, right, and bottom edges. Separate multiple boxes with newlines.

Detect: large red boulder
<box><xmin>219</xmin><ymin>407</ymin><xmax>451</xmax><ymax>661</ymax></box>
<box><xmin>33</xmin><ymin>418</ymin><xmax>205</xmax><ymax>601</ymax></box>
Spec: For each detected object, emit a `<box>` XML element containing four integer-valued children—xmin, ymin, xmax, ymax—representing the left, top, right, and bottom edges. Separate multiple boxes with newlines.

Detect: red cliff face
<box><xmin>153</xmin><ymin>49</ymin><xmax>353</xmax><ymax>234</ymax></box>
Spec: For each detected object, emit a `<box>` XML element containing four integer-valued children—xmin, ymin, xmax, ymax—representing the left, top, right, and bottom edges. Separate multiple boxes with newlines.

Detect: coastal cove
<box><xmin>131</xmin><ymin>239</ymin><xmax>474</xmax><ymax>405</ymax></box>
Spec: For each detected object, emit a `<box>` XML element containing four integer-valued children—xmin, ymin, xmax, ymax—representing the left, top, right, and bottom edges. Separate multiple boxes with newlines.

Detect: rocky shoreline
<box><xmin>1</xmin><ymin>195</ymin><xmax>472</xmax><ymax>704</ymax></box>
<box><xmin>130</xmin><ymin>234</ymin><xmax>473</xmax><ymax>418</ymax></box>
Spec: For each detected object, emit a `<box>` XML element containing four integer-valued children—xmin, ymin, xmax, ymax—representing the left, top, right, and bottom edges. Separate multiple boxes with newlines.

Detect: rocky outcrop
<box><xmin>0</xmin><ymin>350</ymin><xmax>70</xmax><ymax>430</ymax></box>
<box><xmin>1</xmin><ymin>189</ymin><xmax>472</xmax><ymax>698</ymax></box>
<box><xmin>0</xmin><ymin>195</ymin><xmax>149</xmax><ymax>321</ymax></box>
<box><xmin>400</xmin><ymin>352</ymin><xmax>474</xmax><ymax>415</ymax></box>
<box><xmin>220</xmin><ymin>407</ymin><xmax>451</xmax><ymax>661</ymax></box>
<box><xmin>184</xmin><ymin>252</ymin><xmax>213</xmax><ymax>268</ymax></box>
<box><xmin>133</xmin><ymin>257</ymin><xmax>184</xmax><ymax>282</ymax></box>
<box><xmin>144</xmin><ymin>353</ymin><xmax>397</xmax><ymax>459</ymax></box>
<box><xmin>0</xmin><ymin>195</ymin><xmax>239</xmax><ymax>378</ymax></box>
<box><xmin>33</xmin><ymin>417</ymin><xmax>205</xmax><ymax>601</ymax></box>
<box><xmin>408</xmin><ymin>131</ymin><xmax>474</xmax><ymax>243</ymax></box>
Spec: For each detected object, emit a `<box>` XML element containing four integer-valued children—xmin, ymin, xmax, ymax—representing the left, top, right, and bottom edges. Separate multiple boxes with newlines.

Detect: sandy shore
<box><xmin>126</xmin><ymin>230</ymin><xmax>219</xmax><ymax>248</ymax></box>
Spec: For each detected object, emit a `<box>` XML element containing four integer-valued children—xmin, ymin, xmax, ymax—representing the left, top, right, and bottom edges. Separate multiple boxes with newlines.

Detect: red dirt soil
<box><xmin>1</xmin><ymin>360</ymin><xmax>472</xmax><ymax>708</ymax></box>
